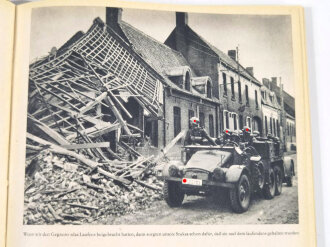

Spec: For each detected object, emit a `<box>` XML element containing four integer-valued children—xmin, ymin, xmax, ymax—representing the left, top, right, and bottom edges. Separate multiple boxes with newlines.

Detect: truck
<box><xmin>161</xmin><ymin>138</ymin><xmax>295</xmax><ymax>213</ymax></box>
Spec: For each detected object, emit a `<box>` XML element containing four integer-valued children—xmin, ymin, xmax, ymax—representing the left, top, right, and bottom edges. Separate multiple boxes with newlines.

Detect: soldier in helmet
<box><xmin>215</xmin><ymin>128</ymin><xmax>231</xmax><ymax>145</ymax></box>
<box><xmin>184</xmin><ymin>117</ymin><xmax>217</xmax><ymax>146</ymax></box>
<box><xmin>241</xmin><ymin>126</ymin><xmax>253</xmax><ymax>145</ymax></box>
<box><xmin>231</xmin><ymin>130</ymin><xmax>241</xmax><ymax>144</ymax></box>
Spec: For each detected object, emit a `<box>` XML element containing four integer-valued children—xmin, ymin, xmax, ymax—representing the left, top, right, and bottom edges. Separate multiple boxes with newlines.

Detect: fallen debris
<box><xmin>24</xmin><ymin>150</ymin><xmax>163</xmax><ymax>225</ymax></box>
<box><xmin>24</xmin><ymin>19</ymin><xmax>185</xmax><ymax>225</ymax></box>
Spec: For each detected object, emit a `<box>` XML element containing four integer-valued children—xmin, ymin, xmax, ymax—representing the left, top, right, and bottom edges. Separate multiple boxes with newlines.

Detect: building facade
<box><xmin>263</xmin><ymin>77</ymin><xmax>296</xmax><ymax>149</ymax></box>
<box><xmin>260</xmin><ymin>84</ymin><xmax>282</xmax><ymax>138</ymax></box>
<box><xmin>165</xmin><ymin>12</ymin><xmax>263</xmax><ymax>134</ymax></box>
<box><xmin>106</xmin><ymin>8</ymin><xmax>219</xmax><ymax>148</ymax></box>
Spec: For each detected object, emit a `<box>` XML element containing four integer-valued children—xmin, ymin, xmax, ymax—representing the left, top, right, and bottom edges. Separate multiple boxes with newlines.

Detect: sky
<box><xmin>30</xmin><ymin>7</ymin><xmax>294</xmax><ymax>95</ymax></box>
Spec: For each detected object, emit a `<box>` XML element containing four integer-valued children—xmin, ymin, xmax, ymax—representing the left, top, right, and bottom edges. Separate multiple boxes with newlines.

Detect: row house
<box><xmin>165</xmin><ymin>12</ymin><xmax>263</xmax><ymax>135</ymax></box>
<box><xmin>263</xmin><ymin>77</ymin><xmax>296</xmax><ymax>149</ymax></box>
<box><xmin>260</xmin><ymin>83</ymin><xmax>282</xmax><ymax>138</ymax></box>
<box><xmin>106</xmin><ymin>8</ymin><xmax>220</xmax><ymax>147</ymax></box>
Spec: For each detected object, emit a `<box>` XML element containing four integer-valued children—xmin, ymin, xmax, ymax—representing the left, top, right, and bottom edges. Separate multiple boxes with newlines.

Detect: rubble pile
<box><xmin>24</xmin><ymin>19</ymin><xmax>173</xmax><ymax>224</ymax></box>
<box><xmin>24</xmin><ymin>150</ymin><xmax>163</xmax><ymax>225</ymax></box>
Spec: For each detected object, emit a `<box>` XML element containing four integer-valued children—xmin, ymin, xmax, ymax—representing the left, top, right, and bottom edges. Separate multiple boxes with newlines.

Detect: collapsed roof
<box><xmin>28</xmin><ymin>18</ymin><xmax>167</xmax><ymax>162</ymax></box>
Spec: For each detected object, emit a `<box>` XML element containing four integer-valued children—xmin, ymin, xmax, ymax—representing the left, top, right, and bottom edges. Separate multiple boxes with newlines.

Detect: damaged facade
<box><xmin>27</xmin><ymin>8</ymin><xmax>296</xmax><ymax>160</ymax></box>
<box><xmin>105</xmin><ymin>8</ymin><xmax>219</xmax><ymax>147</ymax></box>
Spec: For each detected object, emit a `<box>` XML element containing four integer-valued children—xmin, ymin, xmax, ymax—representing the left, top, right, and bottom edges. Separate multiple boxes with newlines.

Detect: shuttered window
<box><xmin>173</xmin><ymin>107</ymin><xmax>181</xmax><ymax>137</ymax></box>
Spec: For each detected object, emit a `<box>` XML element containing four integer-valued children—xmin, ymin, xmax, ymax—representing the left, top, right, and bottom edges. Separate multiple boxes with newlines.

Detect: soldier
<box><xmin>231</xmin><ymin>130</ymin><xmax>241</xmax><ymax>144</ymax></box>
<box><xmin>216</xmin><ymin>128</ymin><xmax>231</xmax><ymax>145</ymax></box>
<box><xmin>184</xmin><ymin>117</ymin><xmax>217</xmax><ymax>146</ymax></box>
<box><xmin>240</xmin><ymin>126</ymin><xmax>256</xmax><ymax>147</ymax></box>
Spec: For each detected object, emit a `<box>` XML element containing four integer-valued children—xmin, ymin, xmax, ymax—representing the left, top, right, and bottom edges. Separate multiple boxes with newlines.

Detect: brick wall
<box><xmin>158</xmin><ymin>88</ymin><xmax>218</xmax><ymax>147</ymax></box>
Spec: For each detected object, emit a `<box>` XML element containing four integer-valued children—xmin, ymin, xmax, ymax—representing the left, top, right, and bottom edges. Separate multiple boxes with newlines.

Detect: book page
<box><xmin>7</xmin><ymin>1</ymin><xmax>315</xmax><ymax>246</ymax></box>
<box><xmin>0</xmin><ymin>1</ymin><xmax>16</xmax><ymax>247</ymax></box>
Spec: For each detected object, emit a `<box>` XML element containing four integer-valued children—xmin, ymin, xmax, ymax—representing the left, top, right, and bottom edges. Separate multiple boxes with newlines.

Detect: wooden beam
<box><xmin>79</xmin><ymin>91</ymin><xmax>108</xmax><ymax>114</ymax></box>
<box><xmin>153</xmin><ymin>129</ymin><xmax>187</xmax><ymax>164</ymax></box>
<box><xmin>105</xmin><ymin>96</ymin><xmax>132</xmax><ymax>135</ymax></box>
<box><xmin>26</xmin><ymin>133</ymin><xmax>130</xmax><ymax>184</ymax></box>
<box><xmin>28</xmin><ymin>115</ymin><xmax>70</xmax><ymax>145</ymax></box>
<box><xmin>37</xmin><ymin>84</ymin><xmax>80</xmax><ymax>112</ymax></box>
<box><xmin>108</xmin><ymin>90</ymin><xmax>132</xmax><ymax>119</ymax></box>
<box><xmin>61</xmin><ymin>142</ymin><xmax>110</xmax><ymax>150</ymax></box>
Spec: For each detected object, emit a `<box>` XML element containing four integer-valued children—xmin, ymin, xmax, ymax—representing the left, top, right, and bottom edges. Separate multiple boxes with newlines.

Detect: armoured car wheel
<box><xmin>229</xmin><ymin>174</ymin><xmax>251</xmax><ymax>213</ymax></box>
<box><xmin>286</xmin><ymin>165</ymin><xmax>294</xmax><ymax>187</ymax></box>
<box><xmin>251</xmin><ymin>162</ymin><xmax>265</xmax><ymax>192</ymax></box>
<box><xmin>263</xmin><ymin>167</ymin><xmax>276</xmax><ymax>199</ymax></box>
<box><xmin>274</xmin><ymin>166</ymin><xmax>283</xmax><ymax>195</ymax></box>
<box><xmin>163</xmin><ymin>181</ymin><xmax>184</xmax><ymax>207</ymax></box>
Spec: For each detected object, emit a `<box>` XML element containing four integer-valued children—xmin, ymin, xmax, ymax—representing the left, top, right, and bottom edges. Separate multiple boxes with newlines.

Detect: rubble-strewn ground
<box><xmin>24</xmin><ymin>151</ymin><xmax>163</xmax><ymax>225</ymax></box>
<box><xmin>24</xmin><ymin>152</ymin><xmax>298</xmax><ymax>225</ymax></box>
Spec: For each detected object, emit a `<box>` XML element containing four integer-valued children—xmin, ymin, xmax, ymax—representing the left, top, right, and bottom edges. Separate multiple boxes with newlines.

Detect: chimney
<box><xmin>174</xmin><ymin>12</ymin><xmax>188</xmax><ymax>58</ymax></box>
<box><xmin>106</xmin><ymin>7</ymin><xmax>122</xmax><ymax>29</ymax></box>
<box><xmin>176</xmin><ymin>12</ymin><xmax>188</xmax><ymax>29</ymax></box>
<box><xmin>228</xmin><ymin>50</ymin><xmax>237</xmax><ymax>61</ymax></box>
<box><xmin>271</xmin><ymin>77</ymin><xmax>277</xmax><ymax>87</ymax></box>
<box><xmin>246</xmin><ymin>67</ymin><xmax>254</xmax><ymax>76</ymax></box>
<box><xmin>262</xmin><ymin>78</ymin><xmax>270</xmax><ymax>89</ymax></box>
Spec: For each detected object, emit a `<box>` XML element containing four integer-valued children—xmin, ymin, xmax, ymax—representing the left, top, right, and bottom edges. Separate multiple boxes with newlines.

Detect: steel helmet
<box><xmin>223</xmin><ymin>128</ymin><xmax>231</xmax><ymax>135</ymax></box>
<box><xmin>189</xmin><ymin>117</ymin><xmax>200</xmax><ymax>127</ymax></box>
<box><xmin>243</xmin><ymin>126</ymin><xmax>251</xmax><ymax>134</ymax></box>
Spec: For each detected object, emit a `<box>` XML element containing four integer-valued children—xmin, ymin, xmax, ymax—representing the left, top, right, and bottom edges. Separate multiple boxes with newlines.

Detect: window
<box><xmin>273</xmin><ymin>118</ymin><xmax>276</xmax><ymax>136</ymax></box>
<box><xmin>245</xmin><ymin>85</ymin><xmax>249</xmax><ymax>106</ymax></box>
<box><xmin>239</xmin><ymin>115</ymin><xmax>244</xmax><ymax>129</ymax></box>
<box><xmin>265</xmin><ymin>116</ymin><xmax>268</xmax><ymax>134</ymax></box>
<box><xmin>270</xmin><ymin>117</ymin><xmax>273</xmax><ymax>134</ymax></box>
<box><xmin>238</xmin><ymin>81</ymin><xmax>242</xmax><ymax>102</ymax></box>
<box><xmin>255</xmin><ymin>90</ymin><xmax>258</xmax><ymax>109</ymax></box>
<box><xmin>184</xmin><ymin>72</ymin><xmax>191</xmax><ymax>91</ymax></box>
<box><xmin>231</xmin><ymin>77</ymin><xmax>235</xmax><ymax>99</ymax></box>
<box><xmin>206</xmin><ymin>80</ymin><xmax>212</xmax><ymax>98</ymax></box>
<box><xmin>277</xmin><ymin>120</ymin><xmax>280</xmax><ymax>137</ymax></box>
<box><xmin>222</xmin><ymin>73</ymin><xmax>227</xmax><ymax>96</ymax></box>
<box><xmin>188</xmin><ymin>109</ymin><xmax>194</xmax><ymax>125</ymax></box>
<box><xmin>233</xmin><ymin>114</ymin><xmax>237</xmax><ymax>130</ymax></box>
<box><xmin>199</xmin><ymin>112</ymin><xmax>205</xmax><ymax>128</ymax></box>
<box><xmin>173</xmin><ymin>107</ymin><xmax>181</xmax><ymax>137</ymax></box>
<box><xmin>246</xmin><ymin>116</ymin><xmax>251</xmax><ymax>128</ymax></box>
<box><xmin>261</xmin><ymin>91</ymin><xmax>265</xmax><ymax>99</ymax></box>
<box><xmin>224</xmin><ymin>111</ymin><xmax>229</xmax><ymax>129</ymax></box>
<box><xmin>209</xmin><ymin>115</ymin><xmax>214</xmax><ymax>137</ymax></box>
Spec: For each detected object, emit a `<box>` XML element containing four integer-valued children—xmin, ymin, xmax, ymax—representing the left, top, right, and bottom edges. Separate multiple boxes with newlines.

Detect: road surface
<box><xmin>108</xmin><ymin>153</ymin><xmax>298</xmax><ymax>225</ymax></box>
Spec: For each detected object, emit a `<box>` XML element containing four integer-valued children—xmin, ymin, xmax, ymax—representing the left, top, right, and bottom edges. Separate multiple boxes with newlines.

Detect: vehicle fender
<box><xmin>225</xmin><ymin>165</ymin><xmax>249</xmax><ymax>183</ymax></box>
<box><xmin>162</xmin><ymin>160</ymin><xmax>184</xmax><ymax>177</ymax></box>
<box><xmin>283</xmin><ymin>156</ymin><xmax>294</xmax><ymax>177</ymax></box>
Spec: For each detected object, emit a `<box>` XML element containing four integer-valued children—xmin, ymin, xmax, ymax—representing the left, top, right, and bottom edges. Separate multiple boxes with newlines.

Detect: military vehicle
<box><xmin>161</xmin><ymin>135</ymin><xmax>295</xmax><ymax>213</ymax></box>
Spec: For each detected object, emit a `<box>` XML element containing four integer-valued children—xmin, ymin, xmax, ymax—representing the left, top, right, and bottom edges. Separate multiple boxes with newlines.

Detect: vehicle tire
<box><xmin>163</xmin><ymin>180</ymin><xmax>184</xmax><ymax>207</ymax></box>
<box><xmin>263</xmin><ymin>167</ymin><xmax>276</xmax><ymax>199</ymax></box>
<box><xmin>274</xmin><ymin>165</ymin><xmax>283</xmax><ymax>196</ymax></box>
<box><xmin>286</xmin><ymin>165</ymin><xmax>294</xmax><ymax>187</ymax></box>
<box><xmin>251</xmin><ymin>162</ymin><xmax>265</xmax><ymax>192</ymax></box>
<box><xmin>229</xmin><ymin>174</ymin><xmax>251</xmax><ymax>213</ymax></box>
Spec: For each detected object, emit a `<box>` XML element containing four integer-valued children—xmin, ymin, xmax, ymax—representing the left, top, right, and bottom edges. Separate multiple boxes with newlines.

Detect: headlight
<box><xmin>169</xmin><ymin>165</ymin><xmax>179</xmax><ymax>177</ymax></box>
<box><xmin>213</xmin><ymin>167</ymin><xmax>225</xmax><ymax>181</ymax></box>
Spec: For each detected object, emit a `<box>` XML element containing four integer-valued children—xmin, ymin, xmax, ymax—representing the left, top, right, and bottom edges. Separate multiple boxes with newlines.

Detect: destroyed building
<box><xmin>105</xmin><ymin>8</ymin><xmax>220</xmax><ymax>146</ymax></box>
<box><xmin>27</xmin><ymin>8</ymin><xmax>221</xmax><ymax>164</ymax></box>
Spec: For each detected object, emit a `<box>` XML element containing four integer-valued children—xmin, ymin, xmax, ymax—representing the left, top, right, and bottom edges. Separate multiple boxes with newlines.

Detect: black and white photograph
<box><xmin>24</xmin><ymin>6</ymin><xmax>298</xmax><ymax>225</ymax></box>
